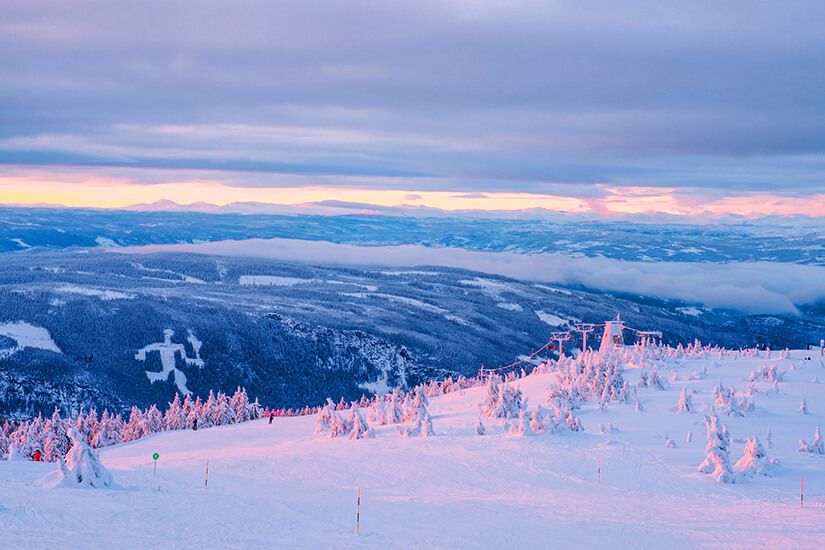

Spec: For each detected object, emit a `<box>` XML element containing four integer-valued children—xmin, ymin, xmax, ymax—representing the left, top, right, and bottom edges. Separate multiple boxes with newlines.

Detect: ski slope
<box><xmin>2</xmin><ymin>347</ymin><xmax>824</xmax><ymax>549</ymax></box>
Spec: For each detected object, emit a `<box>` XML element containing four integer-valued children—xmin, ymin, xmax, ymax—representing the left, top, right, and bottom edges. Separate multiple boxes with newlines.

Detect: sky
<box><xmin>2</xmin><ymin>1</ymin><xmax>824</xmax><ymax>216</ymax></box>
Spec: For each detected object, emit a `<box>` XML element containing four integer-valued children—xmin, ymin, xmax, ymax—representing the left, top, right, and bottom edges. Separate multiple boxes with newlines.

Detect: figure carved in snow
<box><xmin>135</xmin><ymin>329</ymin><xmax>204</xmax><ymax>395</ymax></box>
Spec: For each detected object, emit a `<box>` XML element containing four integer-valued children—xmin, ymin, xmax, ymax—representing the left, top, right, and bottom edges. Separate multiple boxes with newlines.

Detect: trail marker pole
<box><xmin>205</xmin><ymin>461</ymin><xmax>209</xmax><ymax>489</ymax></box>
<box><xmin>598</xmin><ymin>455</ymin><xmax>601</xmax><ymax>483</ymax></box>
<box><xmin>801</xmin><ymin>477</ymin><xmax>803</xmax><ymax>507</ymax></box>
<box><xmin>357</xmin><ymin>488</ymin><xmax>361</xmax><ymax>534</ymax></box>
<box><xmin>152</xmin><ymin>452</ymin><xmax>159</xmax><ymax>476</ymax></box>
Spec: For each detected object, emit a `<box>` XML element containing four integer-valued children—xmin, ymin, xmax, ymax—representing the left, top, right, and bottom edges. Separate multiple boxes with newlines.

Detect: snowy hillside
<box><xmin>2</xmin><ymin>343</ymin><xmax>824</xmax><ymax>549</ymax></box>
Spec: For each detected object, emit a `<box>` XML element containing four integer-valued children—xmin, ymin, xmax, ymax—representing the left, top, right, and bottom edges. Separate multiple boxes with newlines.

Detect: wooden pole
<box><xmin>357</xmin><ymin>488</ymin><xmax>361</xmax><ymax>533</ymax></box>
<box><xmin>205</xmin><ymin>461</ymin><xmax>209</xmax><ymax>489</ymax></box>
<box><xmin>801</xmin><ymin>477</ymin><xmax>803</xmax><ymax>507</ymax></box>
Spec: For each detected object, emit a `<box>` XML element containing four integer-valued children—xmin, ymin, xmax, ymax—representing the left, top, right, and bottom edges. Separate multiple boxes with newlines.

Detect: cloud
<box><xmin>110</xmin><ymin>238</ymin><xmax>825</xmax><ymax>315</ymax></box>
<box><xmin>1</xmin><ymin>1</ymin><xmax>824</xmax><ymax>197</ymax></box>
<box><xmin>404</xmin><ymin>194</ymin><xmax>422</xmax><ymax>201</ymax></box>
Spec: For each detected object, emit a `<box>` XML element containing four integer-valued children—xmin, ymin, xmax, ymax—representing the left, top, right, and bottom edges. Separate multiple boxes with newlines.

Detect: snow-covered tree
<box><xmin>313</xmin><ymin>399</ymin><xmax>336</xmax><ymax>436</ymax></box>
<box><xmin>475</xmin><ymin>417</ymin><xmax>486</xmax><ymax>436</ymax></box>
<box><xmin>698</xmin><ymin>413</ymin><xmax>735</xmax><ymax>483</ymax></box>
<box><xmin>510</xmin><ymin>409</ymin><xmax>534</xmax><ymax>436</ymax></box>
<box><xmin>165</xmin><ymin>394</ymin><xmax>185</xmax><ymax>431</ymax></box>
<box><xmin>92</xmin><ymin>410</ymin><xmax>123</xmax><ymax>448</ymax></box>
<box><xmin>348</xmin><ymin>406</ymin><xmax>374</xmax><ymax>440</ymax></box>
<box><xmin>530</xmin><ymin>407</ymin><xmax>546</xmax><ymax>434</ymax></box>
<box><xmin>799</xmin><ymin>398</ymin><xmax>808</xmax><ymax>415</ymax></box>
<box><xmin>735</xmin><ymin>436</ymin><xmax>776</xmax><ymax>477</ymax></box>
<box><xmin>799</xmin><ymin>425</ymin><xmax>825</xmax><ymax>454</ymax></box>
<box><xmin>40</xmin><ymin>428</ymin><xmax>114</xmax><ymax>488</ymax></box>
<box><xmin>43</xmin><ymin>409</ymin><xmax>69</xmax><ymax>462</ymax></box>
<box><xmin>677</xmin><ymin>386</ymin><xmax>692</xmax><ymax>413</ymax></box>
<box><xmin>419</xmin><ymin>407</ymin><xmax>435</xmax><ymax>437</ymax></box>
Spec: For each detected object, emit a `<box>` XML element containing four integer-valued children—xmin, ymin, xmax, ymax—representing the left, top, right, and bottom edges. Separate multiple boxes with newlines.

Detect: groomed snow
<box><xmin>0</xmin><ymin>321</ymin><xmax>62</xmax><ymax>358</ymax></box>
<box><xmin>2</xmin><ymin>346</ymin><xmax>825</xmax><ymax>548</ymax></box>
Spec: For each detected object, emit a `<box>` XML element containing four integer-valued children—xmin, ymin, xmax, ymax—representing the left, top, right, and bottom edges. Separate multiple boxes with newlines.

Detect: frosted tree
<box><xmin>698</xmin><ymin>413</ymin><xmax>735</xmax><ymax>483</ymax></box>
<box><xmin>79</xmin><ymin>409</ymin><xmax>99</xmax><ymax>443</ymax></box>
<box><xmin>765</xmin><ymin>427</ymin><xmax>773</xmax><ymax>449</ymax></box>
<box><xmin>649</xmin><ymin>367</ymin><xmax>665</xmax><ymax>390</ymax></box>
<box><xmin>43</xmin><ymin>409</ymin><xmax>69</xmax><ymax>462</ymax></box>
<box><xmin>328</xmin><ymin>410</ymin><xmax>352</xmax><ymax>438</ymax></box>
<box><xmin>230</xmin><ymin>387</ymin><xmax>251</xmax><ymax>423</ymax></box>
<box><xmin>475</xmin><ymin>417</ymin><xmax>486</xmax><ymax>436</ymax></box>
<box><xmin>799</xmin><ymin>425</ymin><xmax>825</xmax><ymax>454</ymax></box>
<box><xmin>799</xmin><ymin>398</ymin><xmax>808</xmax><ymax>415</ymax></box>
<box><xmin>479</xmin><ymin>375</ymin><xmax>523</xmax><ymax>420</ymax></box>
<box><xmin>510</xmin><ymin>409</ymin><xmax>534</xmax><ymax>436</ymax></box>
<box><xmin>145</xmin><ymin>405</ymin><xmax>165</xmax><ymax>434</ymax></box>
<box><xmin>530</xmin><ymin>406</ymin><xmax>546</xmax><ymax>434</ymax></box>
<box><xmin>40</xmin><ymin>428</ymin><xmax>114</xmax><ymax>489</ymax></box>
<box><xmin>677</xmin><ymin>387</ymin><xmax>692</xmax><ymax>413</ymax></box>
<box><xmin>92</xmin><ymin>410</ymin><xmax>123</xmax><ymax>448</ymax></box>
<box><xmin>419</xmin><ymin>407</ymin><xmax>435</xmax><ymax>437</ymax></box>
<box><xmin>0</xmin><ymin>421</ymin><xmax>11</xmax><ymax>460</ymax></box>
<box><xmin>735</xmin><ymin>436</ymin><xmax>776</xmax><ymax>477</ymax></box>
<box><xmin>313</xmin><ymin>399</ymin><xmax>336</xmax><ymax>435</ymax></box>
<box><xmin>165</xmin><ymin>394</ymin><xmax>185</xmax><ymax>431</ymax></box>
<box><xmin>121</xmin><ymin>407</ymin><xmax>150</xmax><ymax>442</ymax></box>
<box><xmin>349</xmin><ymin>406</ymin><xmax>374</xmax><ymax>440</ymax></box>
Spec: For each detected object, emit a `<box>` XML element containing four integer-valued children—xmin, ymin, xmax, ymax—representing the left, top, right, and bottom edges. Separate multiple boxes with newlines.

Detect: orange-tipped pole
<box><xmin>357</xmin><ymin>488</ymin><xmax>361</xmax><ymax>533</ymax></box>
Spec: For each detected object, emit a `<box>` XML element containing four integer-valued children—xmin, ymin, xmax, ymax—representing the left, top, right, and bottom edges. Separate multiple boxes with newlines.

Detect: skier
<box><xmin>32</xmin><ymin>449</ymin><xmax>42</xmax><ymax>462</ymax></box>
<box><xmin>269</xmin><ymin>412</ymin><xmax>274</xmax><ymax>425</ymax></box>
<box><xmin>193</xmin><ymin>418</ymin><xmax>198</xmax><ymax>431</ymax></box>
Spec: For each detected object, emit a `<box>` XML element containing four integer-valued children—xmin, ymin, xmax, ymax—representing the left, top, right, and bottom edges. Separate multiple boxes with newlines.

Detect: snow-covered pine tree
<box><xmin>475</xmin><ymin>417</ymin><xmax>486</xmax><ymax>436</ymax></box>
<box><xmin>92</xmin><ymin>410</ymin><xmax>123</xmax><ymax>448</ymax></box>
<box><xmin>230</xmin><ymin>387</ymin><xmax>251</xmax><ymax>423</ymax></box>
<box><xmin>698</xmin><ymin>413</ymin><xmax>735</xmax><ymax>483</ymax></box>
<box><xmin>677</xmin><ymin>386</ymin><xmax>692</xmax><ymax>413</ymax></box>
<box><xmin>735</xmin><ymin>436</ymin><xmax>775</xmax><ymax>477</ymax></box>
<box><xmin>798</xmin><ymin>425</ymin><xmax>825</xmax><ymax>454</ymax></box>
<box><xmin>530</xmin><ymin>406</ymin><xmax>546</xmax><ymax>434</ymax></box>
<box><xmin>509</xmin><ymin>409</ymin><xmax>534</xmax><ymax>436</ymax></box>
<box><xmin>328</xmin><ymin>410</ymin><xmax>352</xmax><ymax>438</ymax></box>
<box><xmin>313</xmin><ymin>399</ymin><xmax>336</xmax><ymax>435</ymax></box>
<box><xmin>50</xmin><ymin>427</ymin><xmax>114</xmax><ymax>488</ymax></box>
<box><xmin>121</xmin><ymin>406</ymin><xmax>151</xmax><ymax>442</ymax></box>
<box><xmin>165</xmin><ymin>394</ymin><xmax>185</xmax><ymax>431</ymax></box>
<box><xmin>43</xmin><ymin>408</ymin><xmax>69</xmax><ymax>462</ymax></box>
<box><xmin>419</xmin><ymin>407</ymin><xmax>435</xmax><ymax>437</ymax></box>
<box><xmin>799</xmin><ymin>398</ymin><xmax>808</xmax><ymax>415</ymax></box>
<box><xmin>145</xmin><ymin>404</ymin><xmax>165</xmax><ymax>434</ymax></box>
<box><xmin>349</xmin><ymin>405</ymin><xmax>374</xmax><ymax>440</ymax></box>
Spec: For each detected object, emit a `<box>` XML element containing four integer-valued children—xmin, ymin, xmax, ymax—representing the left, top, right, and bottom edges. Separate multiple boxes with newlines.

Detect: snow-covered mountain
<box><xmin>2</xmin><ymin>343</ymin><xmax>823</xmax><ymax>548</ymax></box>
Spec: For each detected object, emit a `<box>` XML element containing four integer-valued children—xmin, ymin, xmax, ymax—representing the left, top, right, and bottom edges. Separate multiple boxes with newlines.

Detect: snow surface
<box><xmin>56</xmin><ymin>284</ymin><xmax>136</xmax><ymax>300</ymax></box>
<box><xmin>2</xmin><ymin>346</ymin><xmax>825</xmax><ymax>548</ymax></box>
<box><xmin>0</xmin><ymin>321</ymin><xmax>61</xmax><ymax>358</ymax></box>
<box><xmin>535</xmin><ymin>310</ymin><xmax>569</xmax><ymax>327</ymax></box>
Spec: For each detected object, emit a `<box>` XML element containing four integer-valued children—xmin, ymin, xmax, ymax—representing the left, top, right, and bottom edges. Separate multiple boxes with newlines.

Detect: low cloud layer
<box><xmin>112</xmin><ymin>238</ymin><xmax>825</xmax><ymax>315</ymax></box>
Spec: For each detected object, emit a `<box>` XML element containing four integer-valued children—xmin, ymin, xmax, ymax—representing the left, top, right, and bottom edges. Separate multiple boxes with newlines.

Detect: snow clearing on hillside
<box><xmin>2</xmin><ymin>342</ymin><xmax>825</xmax><ymax>549</ymax></box>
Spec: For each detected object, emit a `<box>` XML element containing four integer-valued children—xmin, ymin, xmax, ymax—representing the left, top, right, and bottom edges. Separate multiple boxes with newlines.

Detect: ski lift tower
<box><xmin>575</xmin><ymin>323</ymin><xmax>596</xmax><ymax>353</ymax></box>
<box><xmin>551</xmin><ymin>332</ymin><xmax>571</xmax><ymax>358</ymax></box>
<box><xmin>600</xmin><ymin>315</ymin><xmax>625</xmax><ymax>351</ymax></box>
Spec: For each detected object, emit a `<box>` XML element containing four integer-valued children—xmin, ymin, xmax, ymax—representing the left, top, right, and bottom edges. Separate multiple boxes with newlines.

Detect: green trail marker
<box><xmin>153</xmin><ymin>452</ymin><xmax>159</xmax><ymax>475</ymax></box>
